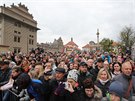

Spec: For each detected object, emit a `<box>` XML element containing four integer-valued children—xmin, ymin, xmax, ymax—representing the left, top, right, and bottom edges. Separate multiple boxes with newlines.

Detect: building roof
<box><xmin>82</xmin><ymin>44</ymin><xmax>91</xmax><ymax>48</ymax></box>
<box><xmin>64</xmin><ymin>38</ymin><xmax>78</xmax><ymax>48</ymax></box>
<box><xmin>0</xmin><ymin>3</ymin><xmax>40</xmax><ymax>30</ymax></box>
<box><xmin>82</xmin><ymin>43</ymin><xmax>98</xmax><ymax>48</ymax></box>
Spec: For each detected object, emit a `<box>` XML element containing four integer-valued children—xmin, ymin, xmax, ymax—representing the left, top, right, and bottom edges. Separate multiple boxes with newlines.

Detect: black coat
<box><xmin>78</xmin><ymin>71</ymin><xmax>93</xmax><ymax>88</ymax></box>
<box><xmin>89</xmin><ymin>66</ymin><xmax>100</xmax><ymax>82</ymax></box>
<box><xmin>95</xmin><ymin>80</ymin><xmax>111</xmax><ymax>97</ymax></box>
<box><xmin>49</xmin><ymin>78</ymin><xmax>80</xmax><ymax>101</ymax></box>
<box><xmin>39</xmin><ymin>76</ymin><xmax>51</xmax><ymax>101</ymax></box>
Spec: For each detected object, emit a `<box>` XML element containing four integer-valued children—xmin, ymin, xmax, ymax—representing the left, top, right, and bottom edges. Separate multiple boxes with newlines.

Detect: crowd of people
<box><xmin>0</xmin><ymin>47</ymin><xmax>135</xmax><ymax>101</ymax></box>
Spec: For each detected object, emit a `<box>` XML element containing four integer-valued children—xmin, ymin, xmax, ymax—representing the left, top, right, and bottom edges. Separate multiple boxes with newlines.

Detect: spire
<box><xmin>96</xmin><ymin>29</ymin><xmax>99</xmax><ymax>36</ymax></box>
<box><xmin>71</xmin><ymin>37</ymin><xmax>73</xmax><ymax>42</ymax></box>
<box><xmin>96</xmin><ymin>29</ymin><xmax>100</xmax><ymax>45</ymax></box>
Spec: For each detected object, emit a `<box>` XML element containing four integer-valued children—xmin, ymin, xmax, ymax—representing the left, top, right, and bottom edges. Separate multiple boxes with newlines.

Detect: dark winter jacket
<box><xmin>95</xmin><ymin>80</ymin><xmax>111</xmax><ymax>97</ymax></box>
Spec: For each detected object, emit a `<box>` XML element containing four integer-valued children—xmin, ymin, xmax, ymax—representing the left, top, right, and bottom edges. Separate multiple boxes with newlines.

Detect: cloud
<box><xmin>1</xmin><ymin>0</ymin><xmax>134</xmax><ymax>48</ymax></box>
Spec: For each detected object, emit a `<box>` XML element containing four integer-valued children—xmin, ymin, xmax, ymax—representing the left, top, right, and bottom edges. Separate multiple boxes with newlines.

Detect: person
<box><xmin>59</xmin><ymin>69</ymin><xmax>81</xmax><ymax>101</ymax></box>
<box><xmin>49</xmin><ymin>67</ymin><xmax>66</xmax><ymax>101</ymax></box>
<box><xmin>113</xmin><ymin>61</ymin><xmax>135</xmax><ymax>100</ymax></box>
<box><xmin>0</xmin><ymin>61</ymin><xmax>11</xmax><ymax>101</ymax></box>
<box><xmin>95</xmin><ymin>68</ymin><xmax>111</xmax><ymax>97</ymax></box>
<box><xmin>77</xmin><ymin>62</ymin><xmax>93</xmax><ymax>89</ymax></box>
<box><xmin>111</xmin><ymin>62</ymin><xmax>122</xmax><ymax>78</ymax></box>
<box><xmin>39</xmin><ymin>70</ymin><xmax>53</xmax><ymax>101</ymax></box>
<box><xmin>80</xmin><ymin>78</ymin><xmax>102</xmax><ymax>101</ymax></box>
<box><xmin>87</xmin><ymin>59</ymin><xmax>94</xmax><ymax>72</ymax></box>
<box><xmin>101</xmin><ymin>81</ymin><xmax>128</xmax><ymax>101</ymax></box>
<box><xmin>9</xmin><ymin>67</ymin><xmax>45</xmax><ymax>101</ymax></box>
<box><xmin>101</xmin><ymin>52</ymin><xmax>111</xmax><ymax>63</ymax></box>
<box><xmin>90</xmin><ymin>58</ymin><xmax>103</xmax><ymax>81</ymax></box>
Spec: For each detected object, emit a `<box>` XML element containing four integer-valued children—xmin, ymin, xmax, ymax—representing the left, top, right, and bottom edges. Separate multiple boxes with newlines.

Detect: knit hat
<box><xmin>109</xmin><ymin>81</ymin><xmax>124</xmax><ymax>97</ymax></box>
<box><xmin>67</xmin><ymin>69</ymin><xmax>78</xmax><ymax>82</ymax></box>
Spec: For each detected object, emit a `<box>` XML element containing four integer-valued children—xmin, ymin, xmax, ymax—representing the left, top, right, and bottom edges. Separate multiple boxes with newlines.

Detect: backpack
<box><xmin>27</xmin><ymin>79</ymin><xmax>45</xmax><ymax>101</ymax></box>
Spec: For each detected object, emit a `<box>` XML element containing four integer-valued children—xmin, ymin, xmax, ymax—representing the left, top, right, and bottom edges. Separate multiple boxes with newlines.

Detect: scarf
<box><xmin>99</xmin><ymin>79</ymin><xmax>109</xmax><ymax>85</ymax></box>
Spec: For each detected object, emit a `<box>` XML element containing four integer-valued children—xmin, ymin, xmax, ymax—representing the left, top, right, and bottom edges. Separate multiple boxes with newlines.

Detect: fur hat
<box><xmin>67</xmin><ymin>69</ymin><xmax>78</xmax><ymax>82</ymax></box>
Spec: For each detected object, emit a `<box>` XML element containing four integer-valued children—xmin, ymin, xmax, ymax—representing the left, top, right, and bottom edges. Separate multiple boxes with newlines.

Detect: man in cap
<box><xmin>78</xmin><ymin>62</ymin><xmax>93</xmax><ymax>89</ymax></box>
<box><xmin>49</xmin><ymin>67</ymin><xmax>66</xmax><ymax>101</ymax></box>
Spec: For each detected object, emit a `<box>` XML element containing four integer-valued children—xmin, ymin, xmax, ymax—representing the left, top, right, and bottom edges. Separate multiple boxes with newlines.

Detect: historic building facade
<box><xmin>0</xmin><ymin>3</ymin><xmax>39</xmax><ymax>54</ymax></box>
<box><xmin>64</xmin><ymin>38</ymin><xmax>80</xmax><ymax>54</ymax></box>
<box><xmin>82</xmin><ymin>41</ymin><xmax>100</xmax><ymax>52</ymax></box>
<box><xmin>37</xmin><ymin>37</ymin><xmax>64</xmax><ymax>53</ymax></box>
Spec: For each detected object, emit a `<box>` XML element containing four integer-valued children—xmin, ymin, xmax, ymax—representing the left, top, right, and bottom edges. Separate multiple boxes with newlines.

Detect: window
<box><xmin>29</xmin><ymin>39</ymin><xmax>34</xmax><ymax>45</ymax></box>
<box><xmin>14</xmin><ymin>36</ymin><xmax>21</xmax><ymax>43</ymax></box>
<box><xmin>14</xmin><ymin>22</ymin><xmax>21</xmax><ymax>27</ymax></box>
<box><xmin>32</xmin><ymin>40</ymin><xmax>34</xmax><ymax>45</ymax></box>
<box><xmin>18</xmin><ymin>37</ymin><xmax>20</xmax><ymax>42</ymax></box>
<box><xmin>14</xmin><ymin>48</ymin><xmax>21</xmax><ymax>54</ymax></box>
<box><xmin>29</xmin><ymin>39</ymin><xmax>31</xmax><ymax>44</ymax></box>
<box><xmin>14</xmin><ymin>36</ymin><xmax>17</xmax><ymax>42</ymax></box>
<box><xmin>14</xmin><ymin>31</ymin><xmax>17</xmax><ymax>33</ymax></box>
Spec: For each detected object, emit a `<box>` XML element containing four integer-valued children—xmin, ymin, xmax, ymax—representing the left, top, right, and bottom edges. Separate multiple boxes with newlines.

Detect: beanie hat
<box><xmin>109</xmin><ymin>81</ymin><xmax>124</xmax><ymax>97</ymax></box>
<box><xmin>67</xmin><ymin>69</ymin><xmax>78</xmax><ymax>82</ymax></box>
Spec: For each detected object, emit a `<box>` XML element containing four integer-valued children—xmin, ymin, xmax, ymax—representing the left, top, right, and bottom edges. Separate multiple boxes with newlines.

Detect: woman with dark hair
<box><xmin>80</xmin><ymin>78</ymin><xmax>102</xmax><ymax>101</ymax></box>
<box><xmin>111</xmin><ymin>62</ymin><xmax>122</xmax><ymax>78</ymax></box>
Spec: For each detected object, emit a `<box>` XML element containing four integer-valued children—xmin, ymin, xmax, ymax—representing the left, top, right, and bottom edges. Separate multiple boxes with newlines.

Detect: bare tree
<box><xmin>119</xmin><ymin>26</ymin><xmax>135</xmax><ymax>51</ymax></box>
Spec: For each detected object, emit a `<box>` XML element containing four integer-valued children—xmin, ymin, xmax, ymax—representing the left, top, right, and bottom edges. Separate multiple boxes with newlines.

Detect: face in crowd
<box><xmin>122</xmin><ymin>61</ymin><xmax>132</xmax><ymax>76</ymax></box>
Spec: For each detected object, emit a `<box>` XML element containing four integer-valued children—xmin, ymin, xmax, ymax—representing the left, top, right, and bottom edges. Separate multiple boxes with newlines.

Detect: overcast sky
<box><xmin>1</xmin><ymin>0</ymin><xmax>135</xmax><ymax>48</ymax></box>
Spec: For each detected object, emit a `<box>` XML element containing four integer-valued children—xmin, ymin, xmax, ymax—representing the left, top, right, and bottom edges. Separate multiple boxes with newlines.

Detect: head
<box><xmin>97</xmin><ymin>58</ymin><xmax>103</xmax><ymax>69</ymax></box>
<box><xmin>55</xmin><ymin>68</ymin><xmax>65</xmax><ymax>81</ymax></box>
<box><xmin>73</xmin><ymin>63</ymin><xmax>79</xmax><ymax>70</ymax></box>
<box><xmin>44</xmin><ymin>70</ymin><xmax>53</xmax><ymax>80</ymax></box>
<box><xmin>83</xmin><ymin>78</ymin><xmax>95</xmax><ymax>98</ymax></box>
<box><xmin>0</xmin><ymin>61</ymin><xmax>9</xmax><ymax>71</ymax></box>
<box><xmin>9</xmin><ymin>61</ymin><xmax>16</xmax><ymax>68</ymax></box>
<box><xmin>11</xmin><ymin>66</ymin><xmax>23</xmax><ymax>79</ymax></box>
<box><xmin>45</xmin><ymin>62</ymin><xmax>52</xmax><ymax>70</ymax></box>
<box><xmin>122</xmin><ymin>61</ymin><xmax>132</xmax><ymax>76</ymax></box>
<box><xmin>87</xmin><ymin>59</ymin><xmax>94</xmax><ymax>67</ymax></box>
<box><xmin>112</xmin><ymin>62</ymin><xmax>121</xmax><ymax>73</ymax></box>
<box><xmin>67</xmin><ymin>69</ymin><xmax>78</xmax><ymax>88</ymax></box>
<box><xmin>34</xmin><ymin>63</ymin><xmax>44</xmax><ymax>75</ymax></box>
<box><xmin>103</xmin><ymin>61</ymin><xmax>109</xmax><ymax>69</ymax></box>
<box><xmin>79</xmin><ymin>62</ymin><xmax>88</xmax><ymax>73</ymax></box>
<box><xmin>97</xmin><ymin>68</ymin><xmax>111</xmax><ymax>81</ymax></box>
<box><xmin>109</xmin><ymin>81</ymin><xmax>124</xmax><ymax>101</ymax></box>
<box><xmin>16</xmin><ymin>73</ymin><xmax>31</xmax><ymax>91</ymax></box>
<box><xmin>28</xmin><ymin>70</ymin><xmax>38</xmax><ymax>79</ymax></box>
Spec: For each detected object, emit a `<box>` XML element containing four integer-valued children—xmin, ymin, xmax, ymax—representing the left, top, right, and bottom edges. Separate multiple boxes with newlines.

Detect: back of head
<box><xmin>16</xmin><ymin>73</ymin><xmax>31</xmax><ymax>90</ymax></box>
<box><xmin>109</xmin><ymin>81</ymin><xmax>124</xmax><ymax>98</ymax></box>
<box><xmin>83</xmin><ymin>78</ymin><xmax>94</xmax><ymax>89</ymax></box>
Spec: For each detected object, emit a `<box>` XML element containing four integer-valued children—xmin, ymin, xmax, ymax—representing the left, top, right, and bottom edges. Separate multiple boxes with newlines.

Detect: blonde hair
<box><xmin>97</xmin><ymin>68</ymin><xmax>111</xmax><ymax>80</ymax></box>
<box><xmin>28</xmin><ymin>70</ymin><xmax>38</xmax><ymax>79</ymax></box>
<box><xmin>34</xmin><ymin>64</ymin><xmax>44</xmax><ymax>78</ymax></box>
